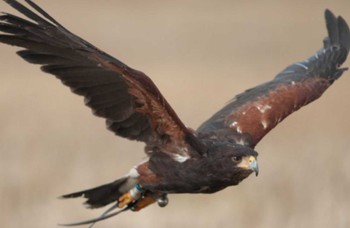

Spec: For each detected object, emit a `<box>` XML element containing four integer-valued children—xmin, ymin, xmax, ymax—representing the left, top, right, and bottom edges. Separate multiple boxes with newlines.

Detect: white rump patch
<box><xmin>128</xmin><ymin>167</ymin><xmax>140</xmax><ymax>178</ymax></box>
<box><xmin>128</xmin><ymin>159</ymin><xmax>149</xmax><ymax>178</ymax></box>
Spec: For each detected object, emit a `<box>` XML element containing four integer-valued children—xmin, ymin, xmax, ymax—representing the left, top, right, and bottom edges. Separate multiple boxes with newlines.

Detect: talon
<box><xmin>132</xmin><ymin>195</ymin><xmax>156</xmax><ymax>211</ymax></box>
<box><xmin>118</xmin><ymin>192</ymin><xmax>134</xmax><ymax>208</ymax></box>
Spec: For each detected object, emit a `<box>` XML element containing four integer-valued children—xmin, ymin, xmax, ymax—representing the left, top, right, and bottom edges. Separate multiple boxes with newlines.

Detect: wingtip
<box><xmin>324</xmin><ymin>9</ymin><xmax>334</xmax><ymax>17</ymax></box>
<box><xmin>324</xmin><ymin>9</ymin><xmax>339</xmax><ymax>45</ymax></box>
<box><xmin>337</xmin><ymin>15</ymin><xmax>350</xmax><ymax>51</ymax></box>
<box><xmin>324</xmin><ymin>9</ymin><xmax>350</xmax><ymax>51</ymax></box>
<box><xmin>324</xmin><ymin>9</ymin><xmax>334</xmax><ymax>19</ymax></box>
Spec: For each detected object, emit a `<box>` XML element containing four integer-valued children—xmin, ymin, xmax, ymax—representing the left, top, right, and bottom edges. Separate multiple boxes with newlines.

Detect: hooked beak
<box><xmin>238</xmin><ymin>156</ymin><xmax>259</xmax><ymax>176</ymax></box>
<box><xmin>249</xmin><ymin>157</ymin><xmax>259</xmax><ymax>176</ymax></box>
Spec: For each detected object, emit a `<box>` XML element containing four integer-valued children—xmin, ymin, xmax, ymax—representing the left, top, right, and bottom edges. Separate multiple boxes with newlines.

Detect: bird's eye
<box><xmin>232</xmin><ymin>156</ymin><xmax>242</xmax><ymax>162</ymax></box>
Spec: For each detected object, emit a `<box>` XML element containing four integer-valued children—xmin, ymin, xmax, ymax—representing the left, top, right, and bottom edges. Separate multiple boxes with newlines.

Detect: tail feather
<box><xmin>61</xmin><ymin>177</ymin><xmax>130</xmax><ymax>209</ymax></box>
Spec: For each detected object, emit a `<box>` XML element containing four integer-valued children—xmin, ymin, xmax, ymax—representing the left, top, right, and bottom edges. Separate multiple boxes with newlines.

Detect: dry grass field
<box><xmin>1</xmin><ymin>0</ymin><xmax>350</xmax><ymax>227</ymax></box>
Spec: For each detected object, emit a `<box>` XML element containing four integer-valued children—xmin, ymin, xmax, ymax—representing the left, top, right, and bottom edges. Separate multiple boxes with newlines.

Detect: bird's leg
<box><xmin>131</xmin><ymin>194</ymin><xmax>157</xmax><ymax>211</ymax></box>
<box><xmin>118</xmin><ymin>184</ymin><xmax>169</xmax><ymax>211</ymax></box>
<box><xmin>118</xmin><ymin>183</ymin><xmax>143</xmax><ymax>208</ymax></box>
<box><xmin>132</xmin><ymin>193</ymin><xmax>169</xmax><ymax>211</ymax></box>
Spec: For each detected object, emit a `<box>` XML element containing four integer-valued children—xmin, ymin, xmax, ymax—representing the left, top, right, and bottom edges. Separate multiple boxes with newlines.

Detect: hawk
<box><xmin>0</xmin><ymin>0</ymin><xmax>349</xmax><ymax>226</ymax></box>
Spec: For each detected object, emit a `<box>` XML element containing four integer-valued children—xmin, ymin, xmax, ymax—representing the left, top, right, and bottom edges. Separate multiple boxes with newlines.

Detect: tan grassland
<box><xmin>0</xmin><ymin>1</ymin><xmax>350</xmax><ymax>227</ymax></box>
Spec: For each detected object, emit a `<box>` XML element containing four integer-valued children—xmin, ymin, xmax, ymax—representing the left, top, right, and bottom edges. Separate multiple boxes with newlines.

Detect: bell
<box><xmin>157</xmin><ymin>195</ymin><xmax>169</xmax><ymax>207</ymax></box>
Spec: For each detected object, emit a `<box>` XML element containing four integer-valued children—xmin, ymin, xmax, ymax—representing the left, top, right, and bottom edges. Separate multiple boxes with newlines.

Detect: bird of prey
<box><xmin>1</xmin><ymin>0</ymin><xmax>349</xmax><ymax>226</ymax></box>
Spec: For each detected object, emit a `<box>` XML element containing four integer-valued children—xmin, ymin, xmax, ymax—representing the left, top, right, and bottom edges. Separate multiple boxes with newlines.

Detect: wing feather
<box><xmin>0</xmin><ymin>0</ymin><xmax>203</xmax><ymax>156</ymax></box>
<box><xmin>197</xmin><ymin>9</ymin><xmax>350</xmax><ymax>148</ymax></box>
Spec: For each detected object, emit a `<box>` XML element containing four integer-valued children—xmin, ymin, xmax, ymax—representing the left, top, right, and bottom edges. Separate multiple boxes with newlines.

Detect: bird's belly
<box><xmin>138</xmin><ymin>154</ymin><xmax>245</xmax><ymax>194</ymax></box>
<box><xmin>140</xmin><ymin>170</ymin><xmax>239</xmax><ymax>194</ymax></box>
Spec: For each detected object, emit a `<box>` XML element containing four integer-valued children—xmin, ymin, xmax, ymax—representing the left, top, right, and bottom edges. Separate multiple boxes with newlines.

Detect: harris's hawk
<box><xmin>0</xmin><ymin>0</ymin><xmax>349</xmax><ymax>226</ymax></box>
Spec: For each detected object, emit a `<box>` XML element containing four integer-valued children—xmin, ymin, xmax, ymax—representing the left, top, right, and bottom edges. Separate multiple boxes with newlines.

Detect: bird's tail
<box><xmin>60</xmin><ymin>176</ymin><xmax>137</xmax><ymax>208</ymax></box>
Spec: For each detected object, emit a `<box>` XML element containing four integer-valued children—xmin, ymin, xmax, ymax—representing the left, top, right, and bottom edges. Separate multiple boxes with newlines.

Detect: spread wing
<box><xmin>0</xmin><ymin>0</ymin><xmax>203</xmax><ymax>156</ymax></box>
<box><xmin>197</xmin><ymin>10</ymin><xmax>350</xmax><ymax>148</ymax></box>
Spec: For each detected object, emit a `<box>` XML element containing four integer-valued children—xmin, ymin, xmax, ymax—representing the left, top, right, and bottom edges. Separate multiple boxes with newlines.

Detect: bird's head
<box><xmin>206</xmin><ymin>142</ymin><xmax>259</xmax><ymax>184</ymax></box>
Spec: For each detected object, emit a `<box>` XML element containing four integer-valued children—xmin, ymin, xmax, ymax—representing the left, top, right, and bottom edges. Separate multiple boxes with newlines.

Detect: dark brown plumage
<box><xmin>0</xmin><ymin>0</ymin><xmax>349</xmax><ymax>226</ymax></box>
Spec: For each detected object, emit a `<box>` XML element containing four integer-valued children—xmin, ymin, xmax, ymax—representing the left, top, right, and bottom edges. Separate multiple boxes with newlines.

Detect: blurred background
<box><xmin>1</xmin><ymin>0</ymin><xmax>350</xmax><ymax>227</ymax></box>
